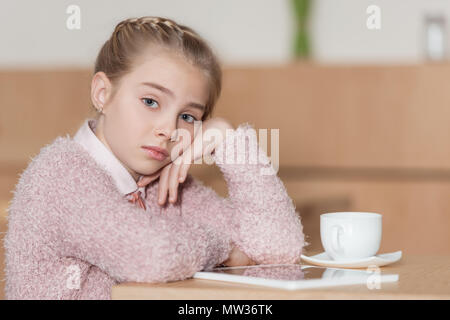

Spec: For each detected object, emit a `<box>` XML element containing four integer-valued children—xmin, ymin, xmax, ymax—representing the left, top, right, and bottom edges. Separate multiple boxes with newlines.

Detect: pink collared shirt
<box><xmin>73</xmin><ymin>118</ymin><xmax>149</xmax><ymax>211</ymax></box>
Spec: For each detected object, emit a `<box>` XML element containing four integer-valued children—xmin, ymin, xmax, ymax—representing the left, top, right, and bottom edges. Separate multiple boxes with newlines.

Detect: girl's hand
<box><xmin>138</xmin><ymin>117</ymin><xmax>234</xmax><ymax>206</ymax></box>
<box><xmin>222</xmin><ymin>244</ymin><xmax>257</xmax><ymax>267</ymax></box>
<box><xmin>136</xmin><ymin>166</ymin><xmax>164</xmax><ymax>188</ymax></box>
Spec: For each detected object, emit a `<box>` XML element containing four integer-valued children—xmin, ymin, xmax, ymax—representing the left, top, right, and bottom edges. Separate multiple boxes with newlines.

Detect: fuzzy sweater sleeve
<box><xmin>178</xmin><ymin>123</ymin><xmax>306</xmax><ymax>265</ymax></box>
<box><xmin>48</xmin><ymin>140</ymin><xmax>232</xmax><ymax>283</ymax></box>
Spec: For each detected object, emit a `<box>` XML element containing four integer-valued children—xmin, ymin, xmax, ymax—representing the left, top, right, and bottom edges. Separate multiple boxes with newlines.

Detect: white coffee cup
<box><xmin>320</xmin><ymin>212</ymin><xmax>382</xmax><ymax>261</ymax></box>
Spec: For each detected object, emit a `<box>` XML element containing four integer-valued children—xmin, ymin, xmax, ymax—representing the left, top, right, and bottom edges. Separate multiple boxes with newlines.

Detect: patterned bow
<box><xmin>127</xmin><ymin>190</ymin><xmax>146</xmax><ymax>210</ymax></box>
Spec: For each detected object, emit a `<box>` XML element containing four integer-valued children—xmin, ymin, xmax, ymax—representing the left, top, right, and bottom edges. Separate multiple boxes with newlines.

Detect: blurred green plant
<box><xmin>292</xmin><ymin>0</ymin><xmax>311</xmax><ymax>58</ymax></box>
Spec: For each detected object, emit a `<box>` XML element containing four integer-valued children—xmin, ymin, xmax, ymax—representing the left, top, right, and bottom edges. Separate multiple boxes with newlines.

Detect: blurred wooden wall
<box><xmin>2</xmin><ymin>63</ymin><xmax>450</xmax><ymax>299</ymax></box>
<box><xmin>212</xmin><ymin>63</ymin><xmax>450</xmax><ymax>257</ymax></box>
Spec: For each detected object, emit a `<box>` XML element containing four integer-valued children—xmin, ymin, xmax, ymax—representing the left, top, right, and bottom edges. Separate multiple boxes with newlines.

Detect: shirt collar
<box><xmin>73</xmin><ymin>118</ymin><xmax>146</xmax><ymax>198</ymax></box>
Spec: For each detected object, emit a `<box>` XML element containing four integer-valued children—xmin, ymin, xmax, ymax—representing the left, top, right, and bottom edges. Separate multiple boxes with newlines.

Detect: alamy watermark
<box><xmin>65</xmin><ymin>265</ymin><xmax>81</xmax><ymax>290</ymax></box>
<box><xmin>366</xmin><ymin>5</ymin><xmax>381</xmax><ymax>30</ymax></box>
<box><xmin>66</xmin><ymin>5</ymin><xmax>81</xmax><ymax>30</ymax></box>
<box><xmin>366</xmin><ymin>265</ymin><xmax>381</xmax><ymax>290</ymax></box>
<box><xmin>167</xmin><ymin>121</ymin><xmax>280</xmax><ymax>176</ymax></box>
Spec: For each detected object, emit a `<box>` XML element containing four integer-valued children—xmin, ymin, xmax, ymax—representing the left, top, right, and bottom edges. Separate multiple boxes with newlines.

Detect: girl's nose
<box><xmin>154</xmin><ymin>127</ymin><xmax>170</xmax><ymax>138</ymax></box>
<box><xmin>153</xmin><ymin>116</ymin><xmax>178</xmax><ymax>141</ymax></box>
<box><xmin>154</xmin><ymin>126</ymin><xmax>178</xmax><ymax>141</ymax></box>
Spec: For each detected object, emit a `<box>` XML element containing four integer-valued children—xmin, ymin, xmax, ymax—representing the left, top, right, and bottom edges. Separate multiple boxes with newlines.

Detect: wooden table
<box><xmin>111</xmin><ymin>255</ymin><xmax>450</xmax><ymax>300</ymax></box>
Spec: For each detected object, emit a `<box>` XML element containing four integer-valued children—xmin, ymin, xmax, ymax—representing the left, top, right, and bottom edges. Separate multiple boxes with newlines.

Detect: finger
<box><xmin>178</xmin><ymin>159</ymin><xmax>191</xmax><ymax>183</ymax></box>
<box><xmin>175</xmin><ymin>145</ymin><xmax>193</xmax><ymax>183</ymax></box>
<box><xmin>137</xmin><ymin>168</ymin><xmax>163</xmax><ymax>187</ymax></box>
<box><xmin>158</xmin><ymin>164</ymin><xmax>172</xmax><ymax>206</ymax></box>
<box><xmin>168</xmin><ymin>162</ymin><xmax>182</xmax><ymax>203</ymax></box>
<box><xmin>176</xmin><ymin>131</ymin><xmax>213</xmax><ymax>183</ymax></box>
<box><xmin>178</xmin><ymin>163</ymin><xmax>190</xmax><ymax>183</ymax></box>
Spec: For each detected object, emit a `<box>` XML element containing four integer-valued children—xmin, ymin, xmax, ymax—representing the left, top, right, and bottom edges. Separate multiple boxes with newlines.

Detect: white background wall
<box><xmin>310</xmin><ymin>0</ymin><xmax>450</xmax><ymax>63</ymax></box>
<box><xmin>1</xmin><ymin>0</ymin><xmax>450</xmax><ymax>68</ymax></box>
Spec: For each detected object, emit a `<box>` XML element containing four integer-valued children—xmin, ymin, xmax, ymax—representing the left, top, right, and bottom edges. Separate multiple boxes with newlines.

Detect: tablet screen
<box><xmin>193</xmin><ymin>264</ymin><xmax>398</xmax><ymax>290</ymax></box>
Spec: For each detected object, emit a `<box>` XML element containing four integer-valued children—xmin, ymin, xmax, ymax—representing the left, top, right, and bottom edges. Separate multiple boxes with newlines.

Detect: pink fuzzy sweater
<box><xmin>3</xmin><ymin>121</ymin><xmax>305</xmax><ymax>299</ymax></box>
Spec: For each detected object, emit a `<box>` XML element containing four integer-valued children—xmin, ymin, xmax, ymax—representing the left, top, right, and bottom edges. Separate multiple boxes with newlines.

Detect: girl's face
<box><xmin>91</xmin><ymin>50</ymin><xmax>210</xmax><ymax>181</ymax></box>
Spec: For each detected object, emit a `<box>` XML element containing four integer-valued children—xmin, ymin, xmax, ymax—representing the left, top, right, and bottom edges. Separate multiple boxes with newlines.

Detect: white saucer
<box><xmin>300</xmin><ymin>251</ymin><xmax>402</xmax><ymax>268</ymax></box>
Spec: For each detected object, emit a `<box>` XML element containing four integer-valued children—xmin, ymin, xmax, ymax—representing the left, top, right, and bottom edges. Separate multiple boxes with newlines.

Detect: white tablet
<box><xmin>193</xmin><ymin>264</ymin><xmax>399</xmax><ymax>290</ymax></box>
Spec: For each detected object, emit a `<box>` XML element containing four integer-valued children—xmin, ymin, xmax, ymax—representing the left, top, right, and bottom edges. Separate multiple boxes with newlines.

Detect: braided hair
<box><xmin>93</xmin><ymin>16</ymin><xmax>222</xmax><ymax>120</ymax></box>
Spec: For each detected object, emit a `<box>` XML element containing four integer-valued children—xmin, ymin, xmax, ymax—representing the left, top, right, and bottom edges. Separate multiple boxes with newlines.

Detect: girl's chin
<box><xmin>134</xmin><ymin>163</ymin><xmax>168</xmax><ymax>177</ymax></box>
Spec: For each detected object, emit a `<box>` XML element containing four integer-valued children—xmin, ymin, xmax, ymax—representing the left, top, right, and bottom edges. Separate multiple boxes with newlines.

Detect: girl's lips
<box><xmin>142</xmin><ymin>147</ymin><xmax>168</xmax><ymax>161</ymax></box>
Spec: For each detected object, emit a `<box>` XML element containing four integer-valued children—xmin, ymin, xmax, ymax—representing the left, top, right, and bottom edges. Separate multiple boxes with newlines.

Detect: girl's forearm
<box><xmin>212</xmin><ymin>123</ymin><xmax>305</xmax><ymax>264</ymax></box>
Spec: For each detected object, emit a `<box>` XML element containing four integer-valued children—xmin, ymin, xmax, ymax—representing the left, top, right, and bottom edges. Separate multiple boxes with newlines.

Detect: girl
<box><xmin>4</xmin><ymin>16</ymin><xmax>306</xmax><ymax>300</ymax></box>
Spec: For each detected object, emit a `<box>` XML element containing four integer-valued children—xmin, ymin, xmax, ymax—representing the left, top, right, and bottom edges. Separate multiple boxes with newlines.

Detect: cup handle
<box><xmin>330</xmin><ymin>224</ymin><xmax>345</xmax><ymax>255</ymax></box>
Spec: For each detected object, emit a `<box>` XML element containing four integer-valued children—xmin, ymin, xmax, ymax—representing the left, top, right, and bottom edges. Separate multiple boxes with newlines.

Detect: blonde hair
<box><xmin>92</xmin><ymin>16</ymin><xmax>222</xmax><ymax>120</ymax></box>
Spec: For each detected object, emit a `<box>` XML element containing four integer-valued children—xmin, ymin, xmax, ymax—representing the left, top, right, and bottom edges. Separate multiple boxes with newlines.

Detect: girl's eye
<box><xmin>142</xmin><ymin>98</ymin><xmax>197</xmax><ymax>123</ymax></box>
<box><xmin>180</xmin><ymin>114</ymin><xmax>197</xmax><ymax>123</ymax></box>
<box><xmin>142</xmin><ymin>98</ymin><xmax>159</xmax><ymax>109</ymax></box>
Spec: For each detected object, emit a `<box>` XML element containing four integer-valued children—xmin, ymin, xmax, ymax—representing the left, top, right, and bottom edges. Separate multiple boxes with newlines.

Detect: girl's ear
<box><xmin>91</xmin><ymin>72</ymin><xmax>112</xmax><ymax>112</ymax></box>
<box><xmin>99</xmin><ymin>91</ymin><xmax>105</xmax><ymax>104</ymax></box>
